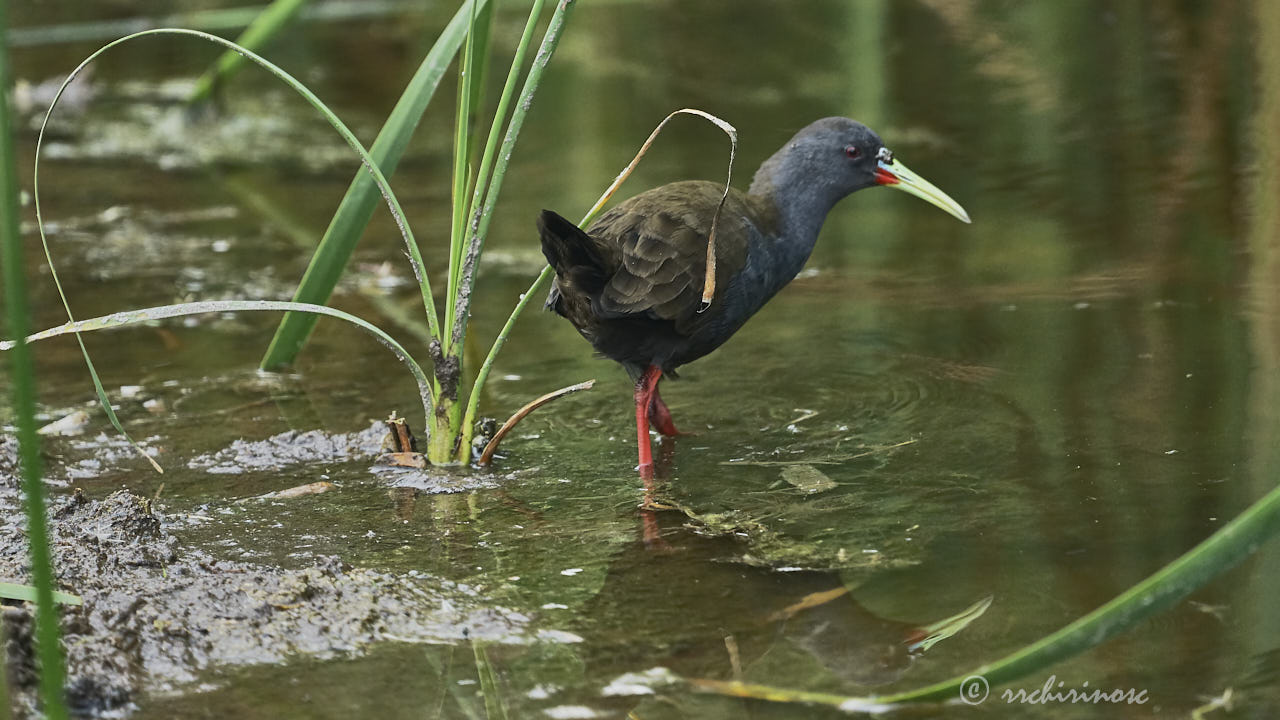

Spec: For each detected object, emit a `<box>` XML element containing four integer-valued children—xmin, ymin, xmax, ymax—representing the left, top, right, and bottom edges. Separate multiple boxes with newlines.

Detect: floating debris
<box><xmin>38</xmin><ymin>409</ymin><xmax>90</xmax><ymax>436</ymax></box>
<box><xmin>780</xmin><ymin>464</ymin><xmax>837</xmax><ymax>494</ymax></box>
<box><xmin>251</xmin><ymin>481</ymin><xmax>335</xmax><ymax>501</ymax></box>
<box><xmin>600</xmin><ymin>667</ymin><xmax>679</xmax><ymax>697</ymax></box>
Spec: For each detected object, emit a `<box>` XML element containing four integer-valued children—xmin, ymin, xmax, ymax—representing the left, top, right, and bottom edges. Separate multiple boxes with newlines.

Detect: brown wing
<box><xmin>587</xmin><ymin>181</ymin><xmax>757</xmax><ymax>334</ymax></box>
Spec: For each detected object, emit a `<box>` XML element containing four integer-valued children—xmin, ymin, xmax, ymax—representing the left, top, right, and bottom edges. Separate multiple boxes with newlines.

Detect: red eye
<box><xmin>844</xmin><ymin>145</ymin><xmax>861</xmax><ymax>159</ymax></box>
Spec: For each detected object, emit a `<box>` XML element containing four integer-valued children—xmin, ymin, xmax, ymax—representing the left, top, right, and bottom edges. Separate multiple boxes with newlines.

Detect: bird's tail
<box><xmin>537</xmin><ymin>210</ymin><xmax>610</xmax><ymax>296</ymax></box>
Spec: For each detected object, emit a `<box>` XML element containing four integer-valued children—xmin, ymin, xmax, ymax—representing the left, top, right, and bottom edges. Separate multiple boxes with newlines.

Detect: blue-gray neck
<box><xmin>746</xmin><ymin>143</ymin><xmax>848</xmax><ymax>285</ymax></box>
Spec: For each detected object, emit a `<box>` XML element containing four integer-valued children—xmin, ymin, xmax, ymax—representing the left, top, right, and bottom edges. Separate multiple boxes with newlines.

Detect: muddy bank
<box><xmin>0</xmin><ymin>452</ymin><xmax>525</xmax><ymax>718</ymax></box>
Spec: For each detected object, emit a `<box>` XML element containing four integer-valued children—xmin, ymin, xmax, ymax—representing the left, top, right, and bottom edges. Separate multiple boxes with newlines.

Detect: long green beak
<box><xmin>875</xmin><ymin>150</ymin><xmax>971</xmax><ymax>224</ymax></box>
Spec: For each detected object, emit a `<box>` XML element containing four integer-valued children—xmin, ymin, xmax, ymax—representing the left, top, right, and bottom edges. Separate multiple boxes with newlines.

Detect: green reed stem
<box><xmin>0</xmin><ymin>584</ymin><xmax>81</xmax><ymax>606</ymax></box>
<box><xmin>449</xmin><ymin>0</ymin><xmax>546</xmax><ymax>356</ymax></box>
<box><xmin>460</xmin><ymin>265</ymin><xmax>554</xmax><ymax>460</ymax></box>
<box><xmin>464</xmin><ymin>0</ymin><xmax>494</xmax><ymax>182</ymax></box>
<box><xmin>455</xmin><ymin>0</ymin><xmax>576</xmax><ymax>459</ymax></box>
<box><xmin>5</xmin><ymin>301</ymin><xmax>434</xmax><ymax>431</ymax></box>
<box><xmin>444</xmin><ymin>0</ymin><xmax>484</xmax><ymax>357</ymax></box>
<box><xmin>0</xmin><ymin>0</ymin><xmax>69</xmax><ymax>712</ymax></box>
<box><xmin>261</xmin><ymin>0</ymin><xmax>491</xmax><ymax>369</ymax></box>
<box><xmin>877</xmin><ymin>477</ymin><xmax>1280</xmax><ymax>705</ymax></box>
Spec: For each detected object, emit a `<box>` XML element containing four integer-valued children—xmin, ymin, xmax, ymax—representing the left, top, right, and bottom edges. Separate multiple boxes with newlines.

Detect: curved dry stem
<box><xmin>580</xmin><ymin>108</ymin><xmax>737</xmax><ymax>307</ymax></box>
<box><xmin>477</xmin><ymin>379</ymin><xmax>594</xmax><ymax>465</ymax></box>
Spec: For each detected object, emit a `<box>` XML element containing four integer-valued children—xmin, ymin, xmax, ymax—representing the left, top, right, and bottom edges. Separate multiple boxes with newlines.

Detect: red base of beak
<box><xmin>875</xmin><ymin>167</ymin><xmax>900</xmax><ymax>185</ymax></box>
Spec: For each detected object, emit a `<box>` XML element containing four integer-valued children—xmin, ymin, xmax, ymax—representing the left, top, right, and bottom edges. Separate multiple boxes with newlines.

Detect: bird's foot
<box><xmin>648</xmin><ymin>389</ymin><xmax>687</xmax><ymax>437</ymax></box>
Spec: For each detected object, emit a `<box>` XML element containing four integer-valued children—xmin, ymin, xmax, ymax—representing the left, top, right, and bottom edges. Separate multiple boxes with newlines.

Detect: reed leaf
<box><xmin>464</xmin><ymin>0</ymin><xmax>495</xmax><ymax>178</ymax></box>
<box><xmin>444</xmin><ymin>0</ymin><xmax>486</xmax><ymax>355</ymax></box>
<box><xmin>693</xmin><ymin>476</ymin><xmax>1280</xmax><ymax>711</ymax></box>
<box><xmin>261</xmin><ymin>0</ymin><xmax>491</xmax><ymax>369</ymax></box>
<box><xmin>2</xmin><ymin>301</ymin><xmax>434</xmax><ymax>431</ymax></box>
<box><xmin>0</xmin><ymin>0</ymin><xmax>69</xmax><ymax>712</ymax></box>
<box><xmin>0</xmin><ymin>583</ymin><xmax>82</xmax><ymax>607</ymax></box>
<box><xmin>451</xmin><ymin>0</ymin><xmax>579</xmax><ymax>459</ymax></box>
<box><xmin>448</xmin><ymin>0</ymin><xmax>547</xmax><ymax>356</ymax></box>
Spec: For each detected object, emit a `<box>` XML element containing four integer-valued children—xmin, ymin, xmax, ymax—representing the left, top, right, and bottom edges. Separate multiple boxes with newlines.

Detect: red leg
<box><xmin>634</xmin><ymin>365</ymin><xmax>663</xmax><ymax>476</ymax></box>
<box><xmin>648</xmin><ymin>388</ymin><xmax>681</xmax><ymax>437</ymax></box>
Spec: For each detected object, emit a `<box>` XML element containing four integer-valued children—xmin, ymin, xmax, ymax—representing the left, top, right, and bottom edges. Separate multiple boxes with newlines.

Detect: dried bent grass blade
<box><xmin>478</xmin><ymin>379</ymin><xmax>595</xmax><ymax>465</ymax></box>
<box><xmin>764</xmin><ymin>586</ymin><xmax>848</xmax><ymax>623</ymax></box>
<box><xmin>583</xmin><ymin>108</ymin><xmax>738</xmax><ymax>310</ymax></box>
<box><xmin>250</xmin><ymin>481</ymin><xmax>335</xmax><ymax>501</ymax></box>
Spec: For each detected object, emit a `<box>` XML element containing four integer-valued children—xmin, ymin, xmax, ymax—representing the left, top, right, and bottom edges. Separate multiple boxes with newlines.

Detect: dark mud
<box><xmin>187</xmin><ymin>423</ymin><xmax>388</xmax><ymax>474</ymax></box>
<box><xmin>0</xmin><ymin>433</ymin><xmax>522</xmax><ymax>718</ymax></box>
<box><xmin>185</xmin><ymin>422</ymin><xmax>498</xmax><ymax>493</ymax></box>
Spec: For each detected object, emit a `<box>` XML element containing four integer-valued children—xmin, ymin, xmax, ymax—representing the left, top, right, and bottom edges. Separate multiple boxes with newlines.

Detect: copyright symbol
<box><xmin>959</xmin><ymin>675</ymin><xmax>989</xmax><ymax>705</ymax></box>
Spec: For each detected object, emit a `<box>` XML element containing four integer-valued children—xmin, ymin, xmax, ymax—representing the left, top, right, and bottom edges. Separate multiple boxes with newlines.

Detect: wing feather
<box><xmin>588</xmin><ymin>182</ymin><xmax>757</xmax><ymax>331</ymax></box>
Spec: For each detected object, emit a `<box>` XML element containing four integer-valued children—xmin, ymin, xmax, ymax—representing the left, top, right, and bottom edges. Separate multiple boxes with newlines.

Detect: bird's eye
<box><xmin>844</xmin><ymin>145</ymin><xmax>861</xmax><ymax>160</ymax></box>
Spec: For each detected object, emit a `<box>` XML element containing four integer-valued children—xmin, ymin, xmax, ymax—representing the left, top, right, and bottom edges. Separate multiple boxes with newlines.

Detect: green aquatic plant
<box><xmin>0</xmin><ymin>0</ymin><xmax>70</xmax><ymax>714</ymax></box>
<box><xmin>259</xmin><ymin>0</ymin><xmax>502</xmax><ymax>371</ymax></box>
<box><xmin>19</xmin><ymin>25</ymin><xmax>440</xmax><ymax>471</ymax></box>
<box><xmin>7</xmin><ymin>1</ymin><xmax>588</xmax><ymax>470</ymax></box>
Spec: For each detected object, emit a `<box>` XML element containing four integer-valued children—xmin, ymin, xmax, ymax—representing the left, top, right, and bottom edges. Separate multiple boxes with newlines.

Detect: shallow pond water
<box><xmin>4</xmin><ymin>0</ymin><xmax>1280</xmax><ymax>717</ymax></box>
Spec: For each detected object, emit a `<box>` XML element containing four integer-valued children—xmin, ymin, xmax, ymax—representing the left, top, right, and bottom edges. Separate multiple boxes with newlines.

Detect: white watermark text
<box><xmin>958</xmin><ymin>674</ymin><xmax>1149</xmax><ymax>706</ymax></box>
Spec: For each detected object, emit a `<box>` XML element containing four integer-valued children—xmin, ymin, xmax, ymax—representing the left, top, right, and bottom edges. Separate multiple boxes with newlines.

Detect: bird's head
<box><xmin>760</xmin><ymin>117</ymin><xmax>971</xmax><ymax>224</ymax></box>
